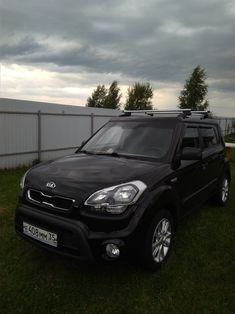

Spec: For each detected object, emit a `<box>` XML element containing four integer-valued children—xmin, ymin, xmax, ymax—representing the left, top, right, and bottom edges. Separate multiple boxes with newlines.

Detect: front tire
<box><xmin>142</xmin><ymin>209</ymin><xmax>175</xmax><ymax>270</ymax></box>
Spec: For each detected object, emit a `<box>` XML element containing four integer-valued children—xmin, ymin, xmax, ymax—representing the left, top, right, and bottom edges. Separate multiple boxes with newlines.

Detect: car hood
<box><xmin>26</xmin><ymin>153</ymin><xmax>170</xmax><ymax>200</ymax></box>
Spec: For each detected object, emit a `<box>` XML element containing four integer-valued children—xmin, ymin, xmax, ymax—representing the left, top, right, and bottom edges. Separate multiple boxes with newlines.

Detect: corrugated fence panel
<box><xmin>41</xmin><ymin>115</ymin><xmax>91</xmax><ymax>150</ymax></box>
<box><xmin>0</xmin><ymin>153</ymin><xmax>38</xmax><ymax>169</ymax></box>
<box><xmin>42</xmin><ymin>149</ymin><xmax>76</xmax><ymax>161</ymax></box>
<box><xmin>0</xmin><ymin>98</ymin><xmax>119</xmax><ymax>169</ymax></box>
<box><xmin>93</xmin><ymin>116</ymin><xmax>112</xmax><ymax>133</ymax></box>
<box><xmin>216</xmin><ymin>118</ymin><xmax>234</xmax><ymax>136</ymax></box>
<box><xmin>0</xmin><ymin>113</ymin><xmax>37</xmax><ymax>154</ymax></box>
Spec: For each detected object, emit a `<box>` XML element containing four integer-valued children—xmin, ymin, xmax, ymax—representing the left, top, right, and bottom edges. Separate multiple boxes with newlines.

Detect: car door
<box><xmin>173</xmin><ymin>124</ymin><xmax>206</xmax><ymax>210</ymax></box>
<box><xmin>199</xmin><ymin>125</ymin><xmax>225</xmax><ymax>194</ymax></box>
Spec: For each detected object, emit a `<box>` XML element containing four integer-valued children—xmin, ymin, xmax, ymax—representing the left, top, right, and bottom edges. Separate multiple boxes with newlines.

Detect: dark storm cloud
<box><xmin>0</xmin><ymin>0</ymin><xmax>235</xmax><ymax>106</ymax></box>
<box><xmin>0</xmin><ymin>37</ymin><xmax>42</xmax><ymax>58</ymax></box>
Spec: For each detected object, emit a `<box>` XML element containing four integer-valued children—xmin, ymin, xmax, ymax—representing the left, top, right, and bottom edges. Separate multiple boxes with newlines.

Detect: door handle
<box><xmin>170</xmin><ymin>177</ymin><xmax>178</xmax><ymax>183</ymax></box>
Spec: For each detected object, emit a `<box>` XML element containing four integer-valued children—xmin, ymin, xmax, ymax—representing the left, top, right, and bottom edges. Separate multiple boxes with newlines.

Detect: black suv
<box><xmin>15</xmin><ymin>110</ymin><xmax>231</xmax><ymax>269</ymax></box>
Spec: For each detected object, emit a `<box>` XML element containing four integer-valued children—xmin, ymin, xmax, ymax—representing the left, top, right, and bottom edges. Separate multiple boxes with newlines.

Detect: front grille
<box><xmin>27</xmin><ymin>189</ymin><xmax>75</xmax><ymax>211</ymax></box>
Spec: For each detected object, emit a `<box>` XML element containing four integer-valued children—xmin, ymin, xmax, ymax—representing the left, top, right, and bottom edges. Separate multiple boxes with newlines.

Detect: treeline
<box><xmin>86</xmin><ymin>65</ymin><xmax>210</xmax><ymax>111</ymax></box>
<box><xmin>86</xmin><ymin>81</ymin><xmax>153</xmax><ymax>110</ymax></box>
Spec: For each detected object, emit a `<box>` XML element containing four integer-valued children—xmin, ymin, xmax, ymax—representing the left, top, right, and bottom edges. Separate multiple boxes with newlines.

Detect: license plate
<box><xmin>23</xmin><ymin>222</ymin><xmax>58</xmax><ymax>247</ymax></box>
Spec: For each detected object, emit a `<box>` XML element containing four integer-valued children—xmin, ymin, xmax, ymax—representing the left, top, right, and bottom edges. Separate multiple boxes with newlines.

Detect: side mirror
<box><xmin>181</xmin><ymin>147</ymin><xmax>202</xmax><ymax>160</ymax></box>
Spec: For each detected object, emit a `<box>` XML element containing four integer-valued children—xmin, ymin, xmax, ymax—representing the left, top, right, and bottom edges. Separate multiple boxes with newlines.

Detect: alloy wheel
<box><xmin>221</xmin><ymin>178</ymin><xmax>229</xmax><ymax>203</ymax></box>
<box><xmin>151</xmin><ymin>218</ymin><xmax>172</xmax><ymax>263</ymax></box>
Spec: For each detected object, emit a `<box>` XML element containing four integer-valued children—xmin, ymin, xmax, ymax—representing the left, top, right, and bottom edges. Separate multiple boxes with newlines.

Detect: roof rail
<box><xmin>191</xmin><ymin>111</ymin><xmax>211</xmax><ymax>119</ymax></box>
<box><xmin>121</xmin><ymin>109</ymin><xmax>210</xmax><ymax>119</ymax></box>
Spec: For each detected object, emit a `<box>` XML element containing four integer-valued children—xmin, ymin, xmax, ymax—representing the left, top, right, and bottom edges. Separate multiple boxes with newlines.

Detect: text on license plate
<box><xmin>23</xmin><ymin>222</ymin><xmax>58</xmax><ymax>247</ymax></box>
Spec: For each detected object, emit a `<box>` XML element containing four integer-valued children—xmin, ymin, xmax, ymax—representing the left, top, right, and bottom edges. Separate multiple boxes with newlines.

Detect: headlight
<box><xmin>85</xmin><ymin>180</ymin><xmax>147</xmax><ymax>214</ymax></box>
<box><xmin>20</xmin><ymin>170</ymin><xmax>30</xmax><ymax>189</ymax></box>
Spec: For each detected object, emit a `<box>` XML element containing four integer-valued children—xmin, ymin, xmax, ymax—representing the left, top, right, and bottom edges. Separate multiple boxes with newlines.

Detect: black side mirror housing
<box><xmin>181</xmin><ymin>147</ymin><xmax>202</xmax><ymax>160</ymax></box>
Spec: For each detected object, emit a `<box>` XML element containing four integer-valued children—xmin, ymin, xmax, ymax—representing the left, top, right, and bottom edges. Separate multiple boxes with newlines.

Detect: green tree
<box><xmin>178</xmin><ymin>65</ymin><xmax>209</xmax><ymax>111</ymax></box>
<box><xmin>86</xmin><ymin>81</ymin><xmax>121</xmax><ymax>109</ymax></box>
<box><xmin>104</xmin><ymin>81</ymin><xmax>121</xmax><ymax>109</ymax></box>
<box><xmin>124</xmin><ymin>82</ymin><xmax>153</xmax><ymax>110</ymax></box>
<box><xmin>86</xmin><ymin>85</ymin><xmax>107</xmax><ymax>108</ymax></box>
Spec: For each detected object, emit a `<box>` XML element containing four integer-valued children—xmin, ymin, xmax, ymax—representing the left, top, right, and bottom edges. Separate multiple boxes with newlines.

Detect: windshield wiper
<box><xmin>95</xmin><ymin>152</ymin><xmax>120</xmax><ymax>157</ymax></box>
<box><xmin>79</xmin><ymin>150</ymin><xmax>96</xmax><ymax>155</ymax></box>
<box><xmin>79</xmin><ymin>150</ymin><xmax>120</xmax><ymax>157</ymax></box>
<box><xmin>79</xmin><ymin>150</ymin><xmax>150</xmax><ymax>161</ymax></box>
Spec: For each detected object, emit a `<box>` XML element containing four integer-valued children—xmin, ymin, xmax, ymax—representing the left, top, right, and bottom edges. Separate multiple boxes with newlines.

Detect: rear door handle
<box><xmin>170</xmin><ymin>177</ymin><xmax>178</xmax><ymax>183</ymax></box>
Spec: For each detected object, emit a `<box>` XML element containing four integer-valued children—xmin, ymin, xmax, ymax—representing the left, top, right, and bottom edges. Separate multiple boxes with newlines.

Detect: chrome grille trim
<box><xmin>27</xmin><ymin>189</ymin><xmax>75</xmax><ymax>211</ymax></box>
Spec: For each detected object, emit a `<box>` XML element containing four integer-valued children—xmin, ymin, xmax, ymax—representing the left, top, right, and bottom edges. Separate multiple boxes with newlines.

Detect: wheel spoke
<box><xmin>163</xmin><ymin>245</ymin><xmax>168</xmax><ymax>256</ymax></box>
<box><xmin>153</xmin><ymin>244</ymin><xmax>161</xmax><ymax>257</ymax></box>
<box><xmin>162</xmin><ymin>238</ymin><xmax>170</xmax><ymax>247</ymax></box>
<box><xmin>162</xmin><ymin>220</ymin><xmax>169</xmax><ymax>233</ymax></box>
<box><xmin>156</xmin><ymin>244</ymin><xmax>163</xmax><ymax>262</ymax></box>
<box><xmin>165</xmin><ymin>231</ymin><xmax>171</xmax><ymax>238</ymax></box>
<box><xmin>152</xmin><ymin>239</ymin><xmax>161</xmax><ymax>250</ymax></box>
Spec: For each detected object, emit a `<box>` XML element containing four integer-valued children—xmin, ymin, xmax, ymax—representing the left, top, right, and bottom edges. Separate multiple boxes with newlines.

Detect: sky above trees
<box><xmin>0</xmin><ymin>0</ymin><xmax>235</xmax><ymax>116</ymax></box>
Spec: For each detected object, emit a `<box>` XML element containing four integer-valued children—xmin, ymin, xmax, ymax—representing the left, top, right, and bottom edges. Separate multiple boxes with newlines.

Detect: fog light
<box><xmin>106</xmin><ymin>243</ymin><xmax>120</xmax><ymax>258</ymax></box>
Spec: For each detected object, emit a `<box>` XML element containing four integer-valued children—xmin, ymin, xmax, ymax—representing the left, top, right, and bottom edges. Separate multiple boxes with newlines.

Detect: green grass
<box><xmin>1</xmin><ymin>159</ymin><xmax>235</xmax><ymax>314</ymax></box>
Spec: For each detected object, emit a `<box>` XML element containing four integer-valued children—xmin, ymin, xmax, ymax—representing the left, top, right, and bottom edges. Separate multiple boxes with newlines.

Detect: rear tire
<box><xmin>213</xmin><ymin>174</ymin><xmax>230</xmax><ymax>206</ymax></box>
<box><xmin>142</xmin><ymin>209</ymin><xmax>175</xmax><ymax>271</ymax></box>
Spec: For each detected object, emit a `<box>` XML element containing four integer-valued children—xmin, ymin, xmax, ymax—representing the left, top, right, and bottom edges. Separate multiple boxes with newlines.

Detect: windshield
<box><xmin>80</xmin><ymin>120</ymin><xmax>174</xmax><ymax>160</ymax></box>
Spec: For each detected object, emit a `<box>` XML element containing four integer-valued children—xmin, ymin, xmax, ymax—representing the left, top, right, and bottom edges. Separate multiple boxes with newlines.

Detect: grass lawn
<box><xmin>0</xmin><ymin>151</ymin><xmax>235</xmax><ymax>314</ymax></box>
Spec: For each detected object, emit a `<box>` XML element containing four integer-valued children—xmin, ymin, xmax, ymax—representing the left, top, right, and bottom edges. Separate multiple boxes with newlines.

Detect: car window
<box><xmin>182</xmin><ymin>126</ymin><xmax>200</xmax><ymax>149</ymax></box>
<box><xmin>200</xmin><ymin>127</ymin><xmax>218</xmax><ymax>149</ymax></box>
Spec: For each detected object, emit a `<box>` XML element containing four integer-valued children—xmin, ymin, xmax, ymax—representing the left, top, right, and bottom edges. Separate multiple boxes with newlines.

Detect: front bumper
<box><xmin>15</xmin><ymin>204</ymin><xmax>142</xmax><ymax>261</ymax></box>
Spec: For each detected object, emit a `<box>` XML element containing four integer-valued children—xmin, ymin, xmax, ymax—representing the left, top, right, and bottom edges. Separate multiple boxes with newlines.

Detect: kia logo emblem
<box><xmin>46</xmin><ymin>182</ymin><xmax>56</xmax><ymax>189</ymax></box>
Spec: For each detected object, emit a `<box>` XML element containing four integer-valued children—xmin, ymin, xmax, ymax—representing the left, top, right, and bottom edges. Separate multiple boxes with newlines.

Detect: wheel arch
<box><xmin>138</xmin><ymin>187</ymin><xmax>180</xmax><ymax>233</ymax></box>
<box><xmin>226</xmin><ymin>166</ymin><xmax>231</xmax><ymax>183</ymax></box>
<box><xmin>220</xmin><ymin>160</ymin><xmax>231</xmax><ymax>183</ymax></box>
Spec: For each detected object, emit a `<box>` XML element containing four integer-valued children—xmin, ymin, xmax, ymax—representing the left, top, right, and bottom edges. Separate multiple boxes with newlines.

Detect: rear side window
<box><xmin>200</xmin><ymin>127</ymin><xmax>218</xmax><ymax>148</ymax></box>
<box><xmin>182</xmin><ymin>126</ymin><xmax>200</xmax><ymax>149</ymax></box>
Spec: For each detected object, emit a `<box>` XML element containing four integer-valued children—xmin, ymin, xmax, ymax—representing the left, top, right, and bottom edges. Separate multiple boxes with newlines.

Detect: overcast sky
<box><xmin>0</xmin><ymin>0</ymin><xmax>235</xmax><ymax>116</ymax></box>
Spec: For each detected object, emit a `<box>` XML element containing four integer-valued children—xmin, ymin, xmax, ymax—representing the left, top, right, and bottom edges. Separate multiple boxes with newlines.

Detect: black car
<box><xmin>15</xmin><ymin>109</ymin><xmax>231</xmax><ymax>269</ymax></box>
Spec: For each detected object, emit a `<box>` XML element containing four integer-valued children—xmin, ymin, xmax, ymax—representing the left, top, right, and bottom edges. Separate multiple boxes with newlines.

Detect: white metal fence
<box><xmin>0</xmin><ymin>102</ymin><xmax>118</xmax><ymax>168</ymax></box>
<box><xmin>0</xmin><ymin>99</ymin><xmax>234</xmax><ymax>169</ymax></box>
<box><xmin>216</xmin><ymin>117</ymin><xmax>235</xmax><ymax>136</ymax></box>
